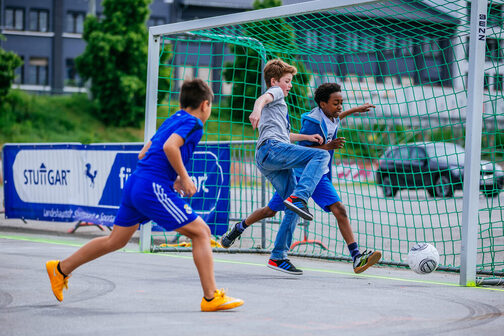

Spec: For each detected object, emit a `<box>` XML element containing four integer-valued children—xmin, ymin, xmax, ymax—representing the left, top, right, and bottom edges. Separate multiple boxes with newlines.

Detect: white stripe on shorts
<box><xmin>152</xmin><ymin>182</ymin><xmax>188</xmax><ymax>223</ymax></box>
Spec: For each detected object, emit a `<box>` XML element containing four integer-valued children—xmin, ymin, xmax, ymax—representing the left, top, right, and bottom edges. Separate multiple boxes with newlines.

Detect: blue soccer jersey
<box><xmin>114</xmin><ymin>110</ymin><xmax>203</xmax><ymax>230</ymax></box>
<box><xmin>136</xmin><ymin>110</ymin><xmax>203</xmax><ymax>183</ymax></box>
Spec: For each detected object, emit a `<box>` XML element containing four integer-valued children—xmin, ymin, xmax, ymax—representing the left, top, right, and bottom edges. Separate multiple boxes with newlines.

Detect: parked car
<box><xmin>375</xmin><ymin>142</ymin><xmax>504</xmax><ymax>198</ymax></box>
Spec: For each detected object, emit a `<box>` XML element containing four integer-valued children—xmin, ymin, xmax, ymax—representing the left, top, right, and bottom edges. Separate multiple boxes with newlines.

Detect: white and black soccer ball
<box><xmin>407</xmin><ymin>243</ymin><xmax>439</xmax><ymax>274</ymax></box>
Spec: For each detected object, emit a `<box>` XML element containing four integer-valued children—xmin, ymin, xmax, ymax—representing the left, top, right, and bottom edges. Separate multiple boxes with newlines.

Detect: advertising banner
<box><xmin>2</xmin><ymin>143</ymin><xmax>230</xmax><ymax>235</ymax></box>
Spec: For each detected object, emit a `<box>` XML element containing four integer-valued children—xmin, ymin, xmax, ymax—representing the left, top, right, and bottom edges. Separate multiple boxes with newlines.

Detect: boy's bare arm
<box><xmin>290</xmin><ymin>133</ymin><xmax>323</xmax><ymax>144</ymax></box>
<box><xmin>339</xmin><ymin>103</ymin><xmax>375</xmax><ymax>120</ymax></box>
<box><xmin>138</xmin><ymin>140</ymin><xmax>152</xmax><ymax>160</ymax></box>
<box><xmin>163</xmin><ymin>134</ymin><xmax>197</xmax><ymax>197</ymax></box>
<box><xmin>310</xmin><ymin>137</ymin><xmax>346</xmax><ymax>150</ymax></box>
<box><xmin>250</xmin><ymin>93</ymin><xmax>274</xmax><ymax>129</ymax></box>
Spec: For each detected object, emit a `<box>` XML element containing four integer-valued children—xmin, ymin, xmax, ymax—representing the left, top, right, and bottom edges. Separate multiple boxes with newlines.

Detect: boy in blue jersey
<box><xmin>46</xmin><ymin>79</ymin><xmax>243</xmax><ymax>312</ymax></box>
<box><xmin>222</xmin><ymin>83</ymin><xmax>382</xmax><ymax>274</ymax></box>
<box><xmin>250</xmin><ymin>59</ymin><xmax>331</xmax><ymax>275</ymax></box>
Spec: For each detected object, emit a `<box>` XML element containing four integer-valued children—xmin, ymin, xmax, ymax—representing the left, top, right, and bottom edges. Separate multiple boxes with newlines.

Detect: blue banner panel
<box><xmin>2</xmin><ymin>143</ymin><xmax>230</xmax><ymax>235</ymax></box>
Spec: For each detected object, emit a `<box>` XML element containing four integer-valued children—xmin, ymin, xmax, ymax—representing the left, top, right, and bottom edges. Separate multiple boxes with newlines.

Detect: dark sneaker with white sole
<box><xmin>353</xmin><ymin>250</ymin><xmax>382</xmax><ymax>274</ymax></box>
<box><xmin>267</xmin><ymin>259</ymin><xmax>303</xmax><ymax>275</ymax></box>
<box><xmin>283</xmin><ymin>196</ymin><xmax>313</xmax><ymax>220</ymax></box>
<box><xmin>220</xmin><ymin>222</ymin><xmax>243</xmax><ymax>248</ymax></box>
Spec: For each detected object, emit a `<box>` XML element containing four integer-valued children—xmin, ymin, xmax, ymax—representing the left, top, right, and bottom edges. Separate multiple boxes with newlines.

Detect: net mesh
<box><xmin>150</xmin><ymin>0</ymin><xmax>504</xmax><ymax>277</ymax></box>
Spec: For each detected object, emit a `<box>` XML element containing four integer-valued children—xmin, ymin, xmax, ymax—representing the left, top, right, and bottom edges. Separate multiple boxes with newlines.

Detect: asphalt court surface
<box><xmin>1</xmin><ymin>231</ymin><xmax>504</xmax><ymax>336</ymax></box>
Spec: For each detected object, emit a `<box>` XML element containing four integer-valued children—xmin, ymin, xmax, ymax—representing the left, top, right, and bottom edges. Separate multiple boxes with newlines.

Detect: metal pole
<box><xmin>151</xmin><ymin>0</ymin><xmax>382</xmax><ymax>36</ymax></box>
<box><xmin>260</xmin><ymin>54</ymin><xmax>267</xmax><ymax>249</ymax></box>
<box><xmin>460</xmin><ymin>0</ymin><xmax>487</xmax><ymax>286</ymax></box>
<box><xmin>88</xmin><ymin>0</ymin><xmax>96</xmax><ymax>16</ymax></box>
<box><xmin>139</xmin><ymin>31</ymin><xmax>161</xmax><ymax>252</ymax></box>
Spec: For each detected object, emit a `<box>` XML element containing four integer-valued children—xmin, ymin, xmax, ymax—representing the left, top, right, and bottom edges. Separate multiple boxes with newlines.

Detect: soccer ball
<box><xmin>407</xmin><ymin>243</ymin><xmax>439</xmax><ymax>274</ymax></box>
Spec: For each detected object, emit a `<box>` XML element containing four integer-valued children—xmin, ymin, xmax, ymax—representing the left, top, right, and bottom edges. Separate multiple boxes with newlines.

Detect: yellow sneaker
<box><xmin>200</xmin><ymin>289</ymin><xmax>244</xmax><ymax>312</ymax></box>
<box><xmin>46</xmin><ymin>260</ymin><xmax>69</xmax><ymax>302</ymax></box>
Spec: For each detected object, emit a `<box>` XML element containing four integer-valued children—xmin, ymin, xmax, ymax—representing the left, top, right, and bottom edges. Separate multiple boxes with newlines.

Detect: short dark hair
<box><xmin>263</xmin><ymin>59</ymin><xmax>297</xmax><ymax>87</ymax></box>
<box><xmin>314</xmin><ymin>83</ymin><xmax>342</xmax><ymax>107</ymax></box>
<box><xmin>179</xmin><ymin>79</ymin><xmax>214</xmax><ymax>109</ymax></box>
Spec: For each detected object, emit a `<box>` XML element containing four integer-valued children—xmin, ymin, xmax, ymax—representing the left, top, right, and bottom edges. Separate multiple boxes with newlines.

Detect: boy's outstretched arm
<box><xmin>249</xmin><ymin>93</ymin><xmax>274</xmax><ymax>129</ymax></box>
<box><xmin>339</xmin><ymin>103</ymin><xmax>375</xmax><ymax>120</ymax></box>
<box><xmin>290</xmin><ymin>133</ymin><xmax>323</xmax><ymax>144</ymax></box>
<box><xmin>163</xmin><ymin>134</ymin><xmax>197</xmax><ymax>197</ymax></box>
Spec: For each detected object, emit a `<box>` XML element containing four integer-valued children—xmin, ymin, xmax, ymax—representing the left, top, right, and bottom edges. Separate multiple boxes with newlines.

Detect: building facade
<box><xmin>1</xmin><ymin>0</ymin><xmax>503</xmax><ymax>95</ymax></box>
<box><xmin>0</xmin><ymin>0</ymin><xmax>172</xmax><ymax>93</ymax></box>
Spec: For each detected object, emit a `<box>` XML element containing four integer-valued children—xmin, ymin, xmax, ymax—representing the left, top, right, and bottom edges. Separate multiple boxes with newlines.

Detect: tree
<box><xmin>76</xmin><ymin>0</ymin><xmax>152</xmax><ymax>127</ymax></box>
<box><xmin>222</xmin><ymin>0</ymin><xmax>311</xmax><ymax>126</ymax></box>
<box><xmin>0</xmin><ymin>35</ymin><xmax>23</xmax><ymax>99</ymax></box>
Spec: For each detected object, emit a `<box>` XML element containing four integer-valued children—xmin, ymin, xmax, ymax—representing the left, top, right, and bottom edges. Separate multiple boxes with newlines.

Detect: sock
<box><xmin>57</xmin><ymin>262</ymin><xmax>68</xmax><ymax>278</ymax></box>
<box><xmin>236</xmin><ymin>220</ymin><xmax>247</xmax><ymax>232</ymax></box>
<box><xmin>348</xmin><ymin>242</ymin><xmax>360</xmax><ymax>261</ymax></box>
<box><xmin>204</xmin><ymin>296</ymin><xmax>214</xmax><ymax>302</ymax></box>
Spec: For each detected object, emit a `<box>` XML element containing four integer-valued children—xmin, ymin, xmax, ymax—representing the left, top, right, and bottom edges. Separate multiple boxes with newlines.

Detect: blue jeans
<box><xmin>256</xmin><ymin>140</ymin><xmax>330</xmax><ymax>259</ymax></box>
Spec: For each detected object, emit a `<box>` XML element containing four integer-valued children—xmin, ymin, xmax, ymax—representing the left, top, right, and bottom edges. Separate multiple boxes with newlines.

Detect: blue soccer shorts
<box><xmin>114</xmin><ymin>174</ymin><xmax>198</xmax><ymax>231</ymax></box>
<box><xmin>268</xmin><ymin>175</ymin><xmax>341</xmax><ymax>213</ymax></box>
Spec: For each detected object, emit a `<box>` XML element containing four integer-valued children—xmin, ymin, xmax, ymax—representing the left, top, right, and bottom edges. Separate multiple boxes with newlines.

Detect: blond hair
<box><xmin>263</xmin><ymin>59</ymin><xmax>297</xmax><ymax>88</ymax></box>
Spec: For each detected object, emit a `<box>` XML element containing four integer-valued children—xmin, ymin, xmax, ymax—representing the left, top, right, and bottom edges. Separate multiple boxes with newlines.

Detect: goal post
<box><xmin>141</xmin><ymin>0</ymin><xmax>503</xmax><ymax>285</ymax></box>
<box><xmin>460</xmin><ymin>0</ymin><xmax>488</xmax><ymax>287</ymax></box>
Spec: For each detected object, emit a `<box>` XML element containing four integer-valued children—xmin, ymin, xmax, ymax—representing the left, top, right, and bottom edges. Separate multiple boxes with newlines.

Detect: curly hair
<box><xmin>314</xmin><ymin>83</ymin><xmax>341</xmax><ymax>107</ymax></box>
<box><xmin>263</xmin><ymin>59</ymin><xmax>297</xmax><ymax>87</ymax></box>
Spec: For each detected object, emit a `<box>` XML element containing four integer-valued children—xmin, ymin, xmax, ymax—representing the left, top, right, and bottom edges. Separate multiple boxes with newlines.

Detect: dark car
<box><xmin>375</xmin><ymin>142</ymin><xmax>504</xmax><ymax>198</ymax></box>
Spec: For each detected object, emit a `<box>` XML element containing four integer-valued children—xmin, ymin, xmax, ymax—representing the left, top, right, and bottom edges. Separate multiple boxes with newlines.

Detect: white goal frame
<box><xmin>141</xmin><ymin>0</ymin><xmax>489</xmax><ymax>287</ymax></box>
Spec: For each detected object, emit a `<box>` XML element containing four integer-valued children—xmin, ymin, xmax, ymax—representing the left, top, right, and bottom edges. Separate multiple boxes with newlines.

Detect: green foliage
<box><xmin>0</xmin><ymin>34</ymin><xmax>23</xmax><ymax>99</ymax></box>
<box><xmin>222</xmin><ymin>0</ymin><xmax>310</xmax><ymax>123</ymax></box>
<box><xmin>76</xmin><ymin>0</ymin><xmax>170</xmax><ymax>127</ymax></box>
<box><xmin>0</xmin><ymin>90</ymin><xmax>143</xmax><ymax>145</ymax></box>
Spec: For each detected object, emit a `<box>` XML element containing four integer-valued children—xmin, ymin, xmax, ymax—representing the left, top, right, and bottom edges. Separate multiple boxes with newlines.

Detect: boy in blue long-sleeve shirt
<box><xmin>223</xmin><ymin>82</ymin><xmax>381</xmax><ymax>274</ymax></box>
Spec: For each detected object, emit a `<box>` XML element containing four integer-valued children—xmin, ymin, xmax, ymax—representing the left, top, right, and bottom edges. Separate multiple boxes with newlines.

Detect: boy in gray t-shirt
<box><xmin>249</xmin><ymin>59</ymin><xmax>331</xmax><ymax>274</ymax></box>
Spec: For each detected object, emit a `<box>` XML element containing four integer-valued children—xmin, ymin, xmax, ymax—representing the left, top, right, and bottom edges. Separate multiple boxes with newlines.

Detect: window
<box><xmin>394</xmin><ymin>147</ymin><xmax>410</xmax><ymax>160</ymax></box>
<box><xmin>5</xmin><ymin>8</ymin><xmax>24</xmax><ymax>30</ymax></box>
<box><xmin>347</xmin><ymin>33</ymin><xmax>359</xmax><ymax>51</ymax></box>
<box><xmin>14</xmin><ymin>56</ymin><xmax>24</xmax><ymax>84</ymax></box>
<box><xmin>423</xmin><ymin>38</ymin><xmax>442</xmax><ymax>57</ymax></box>
<box><xmin>465</xmin><ymin>37</ymin><xmax>470</xmax><ymax>60</ymax></box>
<box><xmin>66</xmin><ymin>12</ymin><xmax>85</xmax><ymax>34</ymax></box>
<box><xmin>327</xmin><ymin>33</ymin><xmax>337</xmax><ymax>50</ymax></box>
<box><xmin>360</xmin><ymin>36</ymin><xmax>375</xmax><ymax>52</ymax></box>
<box><xmin>398</xmin><ymin>37</ymin><xmax>414</xmax><ymax>55</ymax></box>
<box><xmin>65</xmin><ymin>59</ymin><xmax>82</xmax><ymax>87</ymax></box>
<box><xmin>484</xmin><ymin>73</ymin><xmax>491</xmax><ymax>91</ymax></box>
<box><xmin>410</xmin><ymin>147</ymin><xmax>427</xmax><ymax>160</ymax></box>
<box><xmin>147</xmin><ymin>17</ymin><xmax>165</xmax><ymax>27</ymax></box>
<box><xmin>488</xmin><ymin>4</ymin><xmax>503</xmax><ymax>27</ymax></box>
<box><xmin>486</xmin><ymin>39</ymin><xmax>503</xmax><ymax>62</ymax></box>
<box><xmin>29</xmin><ymin>9</ymin><xmax>49</xmax><ymax>32</ymax></box>
<box><xmin>383</xmin><ymin>35</ymin><xmax>397</xmax><ymax>53</ymax></box>
<box><xmin>306</xmin><ymin>30</ymin><xmax>318</xmax><ymax>48</ymax></box>
<box><xmin>495</xmin><ymin>74</ymin><xmax>503</xmax><ymax>91</ymax></box>
<box><xmin>28</xmin><ymin>57</ymin><xmax>49</xmax><ymax>85</ymax></box>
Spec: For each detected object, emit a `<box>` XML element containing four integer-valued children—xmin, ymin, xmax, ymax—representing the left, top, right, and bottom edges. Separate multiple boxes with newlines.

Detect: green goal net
<box><xmin>147</xmin><ymin>0</ymin><xmax>504</xmax><ymax>279</ymax></box>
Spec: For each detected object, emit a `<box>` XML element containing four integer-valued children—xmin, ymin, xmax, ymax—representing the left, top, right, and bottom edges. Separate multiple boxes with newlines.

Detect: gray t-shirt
<box><xmin>256</xmin><ymin>86</ymin><xmax>291</xmax><ymax>149</ymax></box>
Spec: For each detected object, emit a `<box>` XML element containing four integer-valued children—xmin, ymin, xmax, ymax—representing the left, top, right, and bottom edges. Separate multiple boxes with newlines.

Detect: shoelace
<box><xmin>215</xmin><ymin>288</ymin><xmax>227</xmax><ymax>299</ymax></box>
<box><xmin>62</xmin><ymin>274</ymin><xmax>71</xmax><ymax>290</ymax></box>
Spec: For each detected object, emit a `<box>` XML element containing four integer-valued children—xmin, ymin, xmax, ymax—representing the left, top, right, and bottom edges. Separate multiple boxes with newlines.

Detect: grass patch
<box><xmin>0</xmin><ymin>90</ymin><xmax>144</xmax><ymax>145</ymax></box>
